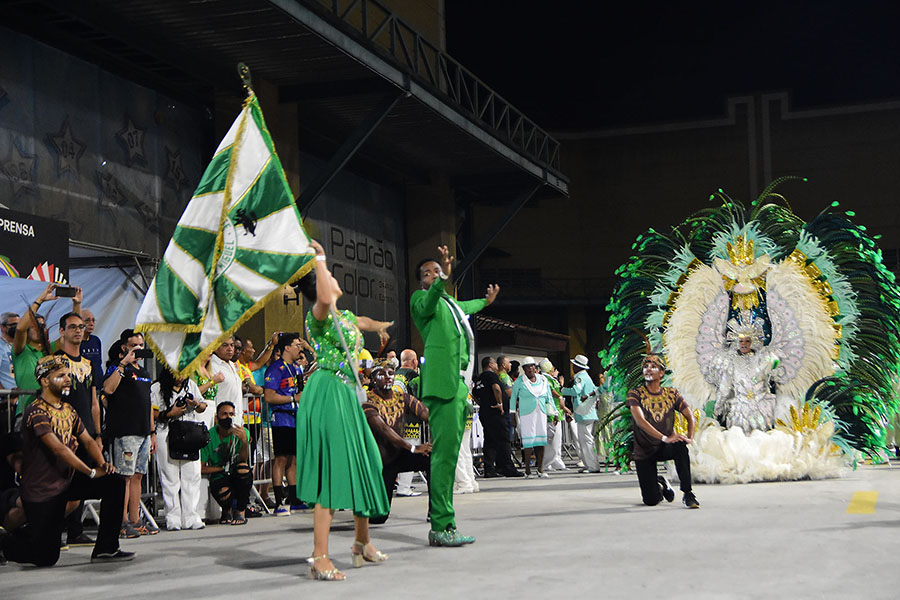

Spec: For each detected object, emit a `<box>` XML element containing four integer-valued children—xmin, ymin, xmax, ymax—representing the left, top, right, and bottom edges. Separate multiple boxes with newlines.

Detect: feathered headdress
<box><xmin>631</xmin><ymin>327</ymin><xmax>666</xmax><ymax>369</ymax></box>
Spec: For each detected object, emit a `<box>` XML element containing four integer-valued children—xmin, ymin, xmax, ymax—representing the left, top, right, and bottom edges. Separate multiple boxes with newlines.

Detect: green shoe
<box><xmin>428</xmin><ymin>528</ymin><xmax>476</xmax><ymax>547</ymax></box>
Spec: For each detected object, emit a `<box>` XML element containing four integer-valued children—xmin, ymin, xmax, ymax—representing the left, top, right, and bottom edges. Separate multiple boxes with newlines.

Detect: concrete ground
<box><xmin>4</xmin><ymin>462</ymin><xmax>899</xmax><ymax>599</ymax></box>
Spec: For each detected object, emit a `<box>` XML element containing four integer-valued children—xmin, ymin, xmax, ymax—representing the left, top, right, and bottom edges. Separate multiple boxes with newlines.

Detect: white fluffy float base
<box><xmin>681</xmin><ymin>418</ymin><xmax>849</xmax><ymax>484</ymax></box>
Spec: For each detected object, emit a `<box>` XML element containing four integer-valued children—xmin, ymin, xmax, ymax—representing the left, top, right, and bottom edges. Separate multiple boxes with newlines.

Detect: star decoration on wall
<box><xmin>97</xmin><ymin>170</ymin><xmax>126</xmax><ymax>209</ymax></box>
<box><xmin>164</xmin><ymin>146</ymin><xmax>187</xmax><ymax>192</ymax></box>
<box><xmin>116</xmin><ymin>116</ymin><xmax>147</xmax><ymax>166</ymax></box>
<box><xmin>47</xmin><ymin>117</ymin><xmax>86</xmax><ymax>178</ymax></box>
<box><xmin>3</xmin><ymin>141</ymin><xmax>38</xmax><ymax>197</ymax></box>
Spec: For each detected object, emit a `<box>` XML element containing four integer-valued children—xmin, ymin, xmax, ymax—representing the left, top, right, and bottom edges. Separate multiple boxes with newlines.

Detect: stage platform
<box><xmin>4</xmin><ymin>462</ymin><xmax>898</xmax><ymax>599</ymax></box>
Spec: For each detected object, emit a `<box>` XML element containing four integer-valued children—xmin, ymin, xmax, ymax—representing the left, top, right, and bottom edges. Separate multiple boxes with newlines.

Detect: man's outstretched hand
<box><xmin>438</xmin><ymin>244</ymin><xmax>454</xmax><ymax>278</ymax></box>
<box><xmin>485</xmin><ymin>283</ymin><xmax>500</xmax><ymax>305</ymax></box>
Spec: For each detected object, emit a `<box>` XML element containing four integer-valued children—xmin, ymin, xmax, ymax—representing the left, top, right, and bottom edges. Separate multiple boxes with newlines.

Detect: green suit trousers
<box><xmin>422</xmin><ymin>377</ymin><xmax>468</xmax><ymax>532</ymax></box>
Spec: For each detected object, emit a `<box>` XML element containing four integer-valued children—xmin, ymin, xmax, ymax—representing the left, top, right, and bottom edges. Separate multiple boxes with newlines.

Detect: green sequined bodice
<box><xmin>306</xmin><ymin>309</ymin><xmax>361</xmax><ymax>380</ymax></box>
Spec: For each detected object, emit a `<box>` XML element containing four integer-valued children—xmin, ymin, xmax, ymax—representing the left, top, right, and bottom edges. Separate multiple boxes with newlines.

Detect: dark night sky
<box><xmin>445</xmin><ymin>0</ymin><xmax>900</xmax><ymax>130</ymax></box>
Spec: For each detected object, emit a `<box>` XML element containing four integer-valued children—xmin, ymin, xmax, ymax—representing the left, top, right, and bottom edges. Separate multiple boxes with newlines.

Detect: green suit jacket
<box><xmin>410</xmin><ymin>276</ymin><xmax>487</xmax><ymax>400</ymax></box>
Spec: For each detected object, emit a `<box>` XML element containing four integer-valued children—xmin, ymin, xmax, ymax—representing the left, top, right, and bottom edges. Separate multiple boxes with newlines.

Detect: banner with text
<box><xmin>0</xmin><ymin>206</ymin><xmax>69</xmax><ymax>283</ymax></box>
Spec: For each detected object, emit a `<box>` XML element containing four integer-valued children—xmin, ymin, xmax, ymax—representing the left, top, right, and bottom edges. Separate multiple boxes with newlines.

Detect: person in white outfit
<box><xmin>453</xmin><ymin>389</ymin><xmax>479</xmax><ymax>494</ymax></box>
<box><xmin>510</xmin><ymin>357</ymin><xmax>554</xmax><ymax>478</ymax></box>
<box><xmin>540</xmin><ymin>359</ymin><xmax>571</xmax><ymax>471</ymax></box>
<box><xmin>151</xmin><ymin>368</ymin><xmax>208</xmax><ymax>530</ymax></box>
<box><xmin>562</xmin><ymin>354</ymin><xmax>602</xmax><ymax>473</ymax></box>
<box><xmin>209</xmin><ymin>338</ymin><xmax>244</xmax><ymax>427</ymax></box>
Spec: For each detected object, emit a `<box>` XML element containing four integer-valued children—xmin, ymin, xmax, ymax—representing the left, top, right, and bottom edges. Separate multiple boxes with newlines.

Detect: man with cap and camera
<box><xmin>562</xmin><ymin>354</ymin><xmax>602</xmax><ymax>473</ymax></box>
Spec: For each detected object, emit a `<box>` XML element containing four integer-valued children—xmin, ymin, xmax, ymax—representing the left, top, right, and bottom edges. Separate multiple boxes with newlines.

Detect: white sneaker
<box><xmin>274</xmin><ymin>505</ymin><xmax>291</xmax><ymax>517</ymax></box>
<box><xmin>538</xmin><ymin>472</ymin><xmax>550</xmax><ymax>478</ymax></box>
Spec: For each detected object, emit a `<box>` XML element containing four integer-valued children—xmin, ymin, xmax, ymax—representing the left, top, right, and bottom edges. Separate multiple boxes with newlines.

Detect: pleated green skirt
<box><xmin>295</xmin><ymin>369</ymin><xmax>389</xmax><ymax>518</ymax></box>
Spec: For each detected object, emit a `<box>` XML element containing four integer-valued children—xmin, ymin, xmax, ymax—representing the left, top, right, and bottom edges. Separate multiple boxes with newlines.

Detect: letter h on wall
<box><xmin>283</xmin><ymin>283</ymin><xmax>301</xmax><ymax>306</ymax></box>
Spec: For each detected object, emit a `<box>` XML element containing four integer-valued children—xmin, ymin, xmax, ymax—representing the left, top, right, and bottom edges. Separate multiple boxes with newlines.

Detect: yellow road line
<box><xmin>846</xmin><ymin>491</ymin><xmax>878</xmax><ymax>514</ymax></box>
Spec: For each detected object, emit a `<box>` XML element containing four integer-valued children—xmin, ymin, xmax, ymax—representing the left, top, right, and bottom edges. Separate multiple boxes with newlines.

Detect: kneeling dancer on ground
<box><xmin>626</xmin><ymin>353</ymin><xmax>700</xmax><ymax>509</ymax></box>
<box><xmin>363</xmin><ymin>362</ymin><xmax>432</xmax><ymax>524</ymax></box>
<box><xmin>1</xmin><ymin>355</ymin><xmax>133</xmax><ymax>565</ymax></box>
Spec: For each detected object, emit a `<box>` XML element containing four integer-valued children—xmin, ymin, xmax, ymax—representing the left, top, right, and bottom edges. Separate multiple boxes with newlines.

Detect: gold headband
<box><xmin>34</xmin><ymin>355</ymin><xmax>68</xmax><ymax>380</ymax></box>
<box><xmin>642</xmin><ymin>354</ymin><xmax>666</xmax><ymax>369</ymax></box>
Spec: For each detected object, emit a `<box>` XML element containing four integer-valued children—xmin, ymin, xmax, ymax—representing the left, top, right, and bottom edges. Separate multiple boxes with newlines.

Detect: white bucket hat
<box><xmin>570</xmin><ymin>354</ymin><xmax>590</xmax><ymax>370</ymax></box>
<box><xmin>521</xmin><ymin>356</ymin><xmax>537</xmax><ymax>367</ymax></box>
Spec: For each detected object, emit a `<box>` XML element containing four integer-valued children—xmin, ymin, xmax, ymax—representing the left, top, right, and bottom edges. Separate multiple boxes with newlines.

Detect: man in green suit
<box><xmin>411</xmin><ymin>245</ymin><xmax>499</xmax><ymax>547</ymax></box>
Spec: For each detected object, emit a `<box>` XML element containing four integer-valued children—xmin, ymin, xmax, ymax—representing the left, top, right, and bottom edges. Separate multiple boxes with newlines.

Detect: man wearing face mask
<box><xmin>0</xmin><ymin>312</ymin><xmax>18</xmax><ymax>389</ymax></box>
<box><xmin>200</xmin><ymin>401</ymin><xmax>251</xmax><ymax>525</ymax></box>
<box><xmin>626</xmin><ymin>353</ymin><xmax>700</xmax><ymax>509</ymax></box>
<box><xmin>0</xmin><ymin>312</ymin><xmax>19</xmax><ymax>431</ymax></box>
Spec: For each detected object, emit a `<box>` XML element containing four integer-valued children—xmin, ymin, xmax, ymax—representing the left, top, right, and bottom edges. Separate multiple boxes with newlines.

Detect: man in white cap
<box><xmin>562</xmin><ymin>354</ymin><xmax>601</xmax><ymax>473</ymax></box>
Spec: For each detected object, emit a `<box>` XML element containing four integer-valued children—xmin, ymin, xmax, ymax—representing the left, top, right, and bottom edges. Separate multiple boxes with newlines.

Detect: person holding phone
<box><xmin>12</xmin><ymin>283</ymin><xmax>82</xmax><ymax>421</ymax></box>
<box><xmin>102</xmin><ymin>329</ymin><xmax>157</xmax><ymax>538</ymax></box>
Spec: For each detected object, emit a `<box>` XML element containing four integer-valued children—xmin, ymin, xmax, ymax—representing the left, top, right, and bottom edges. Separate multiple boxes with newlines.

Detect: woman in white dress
<box><xmin>510</xmin><ymin>357</ymin><xmax>554</xmax><ymax>478</ymax></box>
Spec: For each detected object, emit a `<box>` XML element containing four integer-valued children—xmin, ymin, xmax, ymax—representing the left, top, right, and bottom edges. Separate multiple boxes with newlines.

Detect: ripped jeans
<box><xmin>111</xmin><ymin>435</ymin><xmax>151</xmax><ymax>476</ymax></box>
<box><xmin>209</xmin><ymin>463</ymin><xmax>252</xmax><ymax>513</ymax></box>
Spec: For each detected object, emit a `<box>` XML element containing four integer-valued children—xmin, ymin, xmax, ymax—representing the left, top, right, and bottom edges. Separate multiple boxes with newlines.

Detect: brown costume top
<box><xmin>626</xmin><ymin>386</ymin><xmax>686</xmax><ymax>461</ymax></box>
<box><xmin>362</xmin><ymin>388</ymin><xmax>429</xmax><ymax>464</ymax></box>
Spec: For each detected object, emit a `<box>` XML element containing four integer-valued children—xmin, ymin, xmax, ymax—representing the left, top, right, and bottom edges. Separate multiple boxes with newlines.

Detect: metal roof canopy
<box><xmin>5</xmin><ymin>0</ymin><xmax>569</xmax><ymax>197</ymax></box>
<box><xmin>474</xmin><ymin>314</ymin><xmax>569</xmax><ymax>353</ymax></box>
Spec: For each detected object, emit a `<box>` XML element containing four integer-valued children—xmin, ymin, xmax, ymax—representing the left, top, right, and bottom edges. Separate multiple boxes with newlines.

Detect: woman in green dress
<box><xmin>296</xmin><ymin>240</ymin><xmax>393</xmax><ymax>581</ymax></box>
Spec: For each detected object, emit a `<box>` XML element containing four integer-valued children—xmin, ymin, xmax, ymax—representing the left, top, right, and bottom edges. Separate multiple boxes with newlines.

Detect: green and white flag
<box><xmin>136</xmin><ymin>93</ymin><xmax>313</xmax><ymax>378</ymax></box>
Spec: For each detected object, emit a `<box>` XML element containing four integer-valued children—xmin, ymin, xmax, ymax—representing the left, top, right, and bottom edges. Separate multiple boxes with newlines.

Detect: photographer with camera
<box><xmin>103</xmin><ymin>329</ymin><xmax>157</xmax><ymax>538</ymax></box>
<box><xmin>200</xmin><ymin>401</ymin><xmax>252</xmax><ymax>525</ymax></box>
<box><xmin>151</xmin><ymin>368</ymin><xmax>207</xmax><ymax>531</ymax></box>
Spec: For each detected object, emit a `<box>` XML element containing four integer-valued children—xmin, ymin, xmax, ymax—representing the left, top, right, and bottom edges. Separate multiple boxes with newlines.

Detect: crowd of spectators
<box><xmin>0</xmin><ymin>283</ymin><xmax>611</xmax><ymax>568</ymax></box>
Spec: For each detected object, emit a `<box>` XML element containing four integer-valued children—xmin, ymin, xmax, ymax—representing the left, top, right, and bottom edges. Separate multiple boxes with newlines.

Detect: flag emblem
<box><xmin>136</xmin><ymin>93</ymin><xmax>313</xmax><ymax>378</ymax></box>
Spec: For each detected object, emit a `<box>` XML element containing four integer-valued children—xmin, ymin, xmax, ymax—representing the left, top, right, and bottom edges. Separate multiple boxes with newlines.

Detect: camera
<box><xmin>175</xmin><ymin>392</ymin><xmax>194</xmax><ymax>408</ymax></box>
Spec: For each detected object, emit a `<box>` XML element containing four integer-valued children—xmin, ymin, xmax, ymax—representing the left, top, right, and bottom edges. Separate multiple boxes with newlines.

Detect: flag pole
<box><xmin>237</xmin><ymin>62</ymin><xmax>254</xmax><ymax>96</ymax></box>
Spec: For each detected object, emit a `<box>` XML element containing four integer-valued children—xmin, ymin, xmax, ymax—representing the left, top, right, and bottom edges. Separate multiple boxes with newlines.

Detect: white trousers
<box><xmin>543</xmin><ymin>421</ymin><xmax>566</xmax><ymax>470</ymax></box>
<box><xmin>155</xmin><ymin>427</ymin><xmax>203</xmax><ymax>530</ymax></box>
<box><xmin>575</xmin><ymin>421</ymin><xmax>601</xmax><ymax>472</ymax></box>
<box><xmin>454</xmin><ymin>428</ymin><xmax>478</xmax><ymax>493</ymax></box>
<box><xmin>396</xmin><ymin>436</ymin><xmax>418</xmax><ymax>494</ymax></box>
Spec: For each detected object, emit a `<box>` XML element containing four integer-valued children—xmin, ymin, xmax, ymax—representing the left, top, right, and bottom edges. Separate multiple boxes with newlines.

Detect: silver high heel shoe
<box><xmin>351</xmin><ymin>540</ymin><xmax>389</xmax><ymax>568</ymax></box>
<box><xmin>307</xmin><ymin>555</ymin><xmax>346</xmax><ymax>581</ymax></box>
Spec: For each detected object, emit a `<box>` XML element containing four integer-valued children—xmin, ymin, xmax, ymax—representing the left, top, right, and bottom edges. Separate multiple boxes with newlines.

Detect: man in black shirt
<box><xmin>55</xmin><ymin>311</ymin><xmax>101</xmax><ymax>547</ymax></box>
<box><xmin>103</xmin><ymin>330</ymin><xmax>156</xmax><ymax>537</ymax></box>
<box><xmin>473</xmin><ymin>357</ymin><xmax>522</xmax><ymax>478</ymax></box>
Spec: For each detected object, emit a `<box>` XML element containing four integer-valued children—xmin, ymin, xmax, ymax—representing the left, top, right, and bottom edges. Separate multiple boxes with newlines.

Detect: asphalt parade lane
<box><xmin>4</xmin><ymin>463</ymin><xmax>899</xmax><ymax>599</ymax></box>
